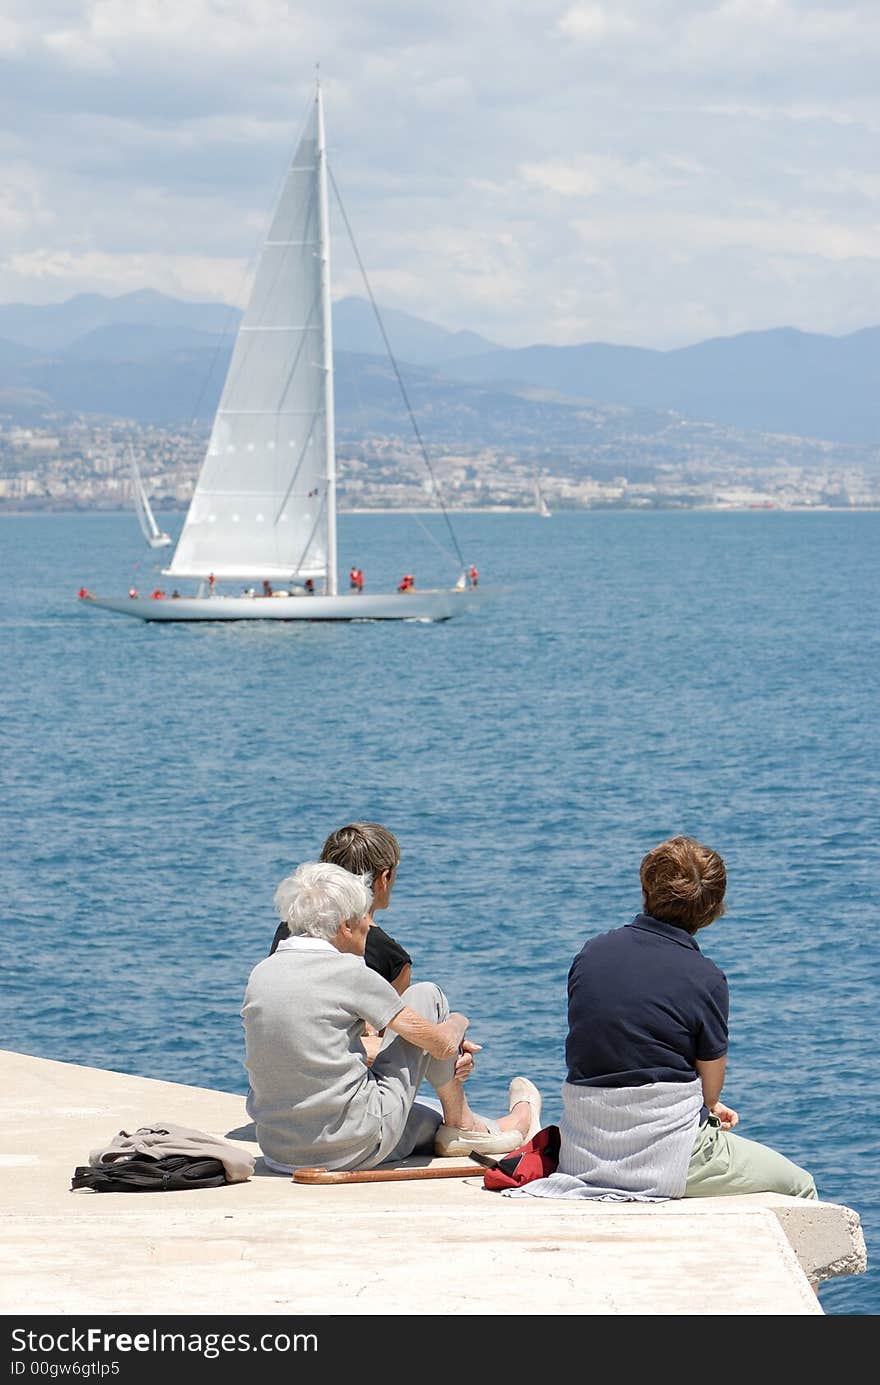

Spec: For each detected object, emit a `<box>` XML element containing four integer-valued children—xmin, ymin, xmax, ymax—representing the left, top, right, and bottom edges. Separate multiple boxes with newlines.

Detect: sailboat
<box><xmin>81</xmin><ymin>85</ymin><xmax>487</xmax><ymax>624</ymax></box>
<box><xmin>533</xmin><ymin>477</ymin><xmax>552</xmax><ymax>518</ymax></box>
<box><xmin>129</xmin><ymin>444</ymin><xmax>172</xmax><ymax>549</ymax></box>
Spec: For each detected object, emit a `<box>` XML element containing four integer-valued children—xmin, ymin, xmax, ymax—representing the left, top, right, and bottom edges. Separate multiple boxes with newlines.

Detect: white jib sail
<box><xmin>167</xmin><ymin>99</ymin><xmax>330</xmax><ymax>583</ymax></box>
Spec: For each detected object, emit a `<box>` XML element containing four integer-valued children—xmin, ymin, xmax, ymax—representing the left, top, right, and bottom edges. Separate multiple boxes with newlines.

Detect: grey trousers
<box><xmin>369</xmin><ymin>981</ymin><xmax>453</xmax><ymax>1165</ymax></box>
<box><xmin>685</xmin><ymin>1115</ymin><xmax>818</xmax><ymax>1199</ymax></box>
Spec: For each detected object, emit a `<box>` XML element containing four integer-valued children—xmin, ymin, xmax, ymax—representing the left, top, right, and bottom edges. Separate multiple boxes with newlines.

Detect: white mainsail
<box><xmin>167</xmin><ymin>98</ymin><xmax>332</xmax><ymax>585</ymax></box>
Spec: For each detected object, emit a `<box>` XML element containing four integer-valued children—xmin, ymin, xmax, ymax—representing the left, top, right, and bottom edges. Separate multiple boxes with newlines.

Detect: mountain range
<box><xmin>0</xmin><ymin>289</ymin><xmax>878</xmax><ymax>448</ymax></box>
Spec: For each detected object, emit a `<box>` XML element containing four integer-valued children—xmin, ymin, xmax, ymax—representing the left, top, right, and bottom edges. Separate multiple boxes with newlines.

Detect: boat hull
<box><xmin>81</xmin><ymin>587</ymin><xmax>492</xmax><ymax>623</ymax></box>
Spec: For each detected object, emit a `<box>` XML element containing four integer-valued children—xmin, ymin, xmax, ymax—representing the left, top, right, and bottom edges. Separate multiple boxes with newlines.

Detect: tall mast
<box><xmin>316</xmin><ymin>81</ymin><xmax>337</xmax><ymax>595</ymax></box>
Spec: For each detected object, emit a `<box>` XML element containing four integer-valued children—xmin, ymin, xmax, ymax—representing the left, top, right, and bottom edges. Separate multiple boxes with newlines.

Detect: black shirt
<box><xmin>268</xmin><ymin>920</ymin><xmax>412</xmax><ymax>986</ymax></box>
<box><xmin>566</xmin><ymin>914</ymin><xmax>729</xmax><ymax>1088</ymax></box>
<box><xmin>363</xmin><ymin>924</ymin><xmax>412</xmax><ymax>985</ymax></box>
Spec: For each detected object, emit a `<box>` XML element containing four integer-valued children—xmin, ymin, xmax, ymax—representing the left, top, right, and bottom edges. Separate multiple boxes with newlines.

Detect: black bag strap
<box><xmin>71</xmin><ymin>1154</ymin><xmax>227</xmax><ymax>1193</ymax></box>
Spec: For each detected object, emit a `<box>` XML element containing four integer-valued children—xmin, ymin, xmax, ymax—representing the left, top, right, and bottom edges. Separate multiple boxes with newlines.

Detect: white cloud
<box><xmin>699</xmin><ymin>100</ymin><xmax>878</xmax><ymax>130</ymax></box>
<box><xmin>1</xmin><ymin>0</ymin><xmax>879</xmax><ymax>346</ymax></box>
<box><xmin>520</xmin><ymin>161</ymin><xmax>601</xmax><ymax>198</ymax></box>
<box><xmin>520</xmin><ymin>154</ymin><xmax>701</xmax><ymax>199</ymax></box>
<box><xmin>0</xmin><ymin>17</ymin><xmax>27</xmax><ymax>56</ymax></box>
<box><xmin>0</xmin><ymin>165</ymin><xmax>53</xmax><ymax>235</ymax></box>
<box><xmin>573</xmin><ymin>210</ymin><xmax>880</xmax><ymax>263</ymax></box>
<box><xmin>557</xmin><ymin>3</ymin><xmax>639</xmax><ymax>42</ymax></box>
<box><xmin>4</xmin><ymin>248</ymin><xmax>250</xmax><ymax>302</ymax></box>
<box><xmin>44</xmin><ymin>0</ymin><xmax>309</xmax><ymax>64</ymax></box>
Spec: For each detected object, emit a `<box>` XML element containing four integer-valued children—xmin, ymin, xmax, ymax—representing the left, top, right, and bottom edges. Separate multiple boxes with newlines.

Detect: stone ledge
<box><xmin>0</xmin><ymin>1049</ymin><xmax>866</xmax><ymax>1316</ymax></box>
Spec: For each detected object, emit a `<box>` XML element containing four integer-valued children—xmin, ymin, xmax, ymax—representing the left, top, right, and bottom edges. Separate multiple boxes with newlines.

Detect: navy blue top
<box><xmin>565</xmin><ymin>914</ymin><xmax>729</xmax><ymax>1090</ymax></box>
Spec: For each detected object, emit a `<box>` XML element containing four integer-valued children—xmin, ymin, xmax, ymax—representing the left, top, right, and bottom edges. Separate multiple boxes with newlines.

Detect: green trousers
<box><xmin>685</xmin><ymin>1116</ymin><xmax>817</xmax><ymax>1199</ymax></box>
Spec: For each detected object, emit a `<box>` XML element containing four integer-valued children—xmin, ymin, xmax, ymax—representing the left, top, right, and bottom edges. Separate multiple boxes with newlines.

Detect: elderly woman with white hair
<box><xmin>242</xmin><ymin>861</ymin><xmax>541</xmax><ymax>1173</ymax></box>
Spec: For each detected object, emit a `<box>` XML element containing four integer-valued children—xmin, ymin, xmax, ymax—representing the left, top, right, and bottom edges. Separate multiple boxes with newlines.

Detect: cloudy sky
<box><xmin>1</xmin><ymin>0</ymin><xmax>878</xmax><ymax>348</ymax></box>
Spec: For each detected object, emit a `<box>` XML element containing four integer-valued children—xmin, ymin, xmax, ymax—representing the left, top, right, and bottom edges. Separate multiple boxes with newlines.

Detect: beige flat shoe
<box><xmin>508</xmin><ymin>1076</ymin><xmax>543</xmax><ymax>1141</ymax></box>
<box><xmin>434</xmin><ymin>1120</ymin><xmax>525</xmax><ymax>1159</ymax></box>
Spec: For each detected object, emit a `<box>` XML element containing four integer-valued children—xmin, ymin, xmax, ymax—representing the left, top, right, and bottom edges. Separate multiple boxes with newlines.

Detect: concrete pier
<box><xmin>0</xmin><ymin>1049</ymin><xmax>866</xmax><ymax>1317</ymax></box>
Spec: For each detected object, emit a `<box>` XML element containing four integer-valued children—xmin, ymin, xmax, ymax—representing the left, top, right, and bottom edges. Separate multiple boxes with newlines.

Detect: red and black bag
<box><xmin>471</xmin><ymin>1124</ymin><xmax>561</xmax><ymax>1191</ymax></box>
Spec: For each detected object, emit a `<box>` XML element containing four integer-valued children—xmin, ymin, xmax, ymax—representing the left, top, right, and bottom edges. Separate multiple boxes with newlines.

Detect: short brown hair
<box><xmin>320</xmin><ymin>822</ymin><xmax>400</xmax><ymax>882</ymax></box>
<box><xmin>639</xmin><ymin>835</ymin><xmax>726</xmax><ymax>934</ymax></box>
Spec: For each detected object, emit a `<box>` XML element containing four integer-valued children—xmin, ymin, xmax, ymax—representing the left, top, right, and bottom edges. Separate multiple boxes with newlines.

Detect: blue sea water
<box><xmin>1</xmin><ymin>507</ymin><xmax>877</xmax><ymax>1316</ymax></box>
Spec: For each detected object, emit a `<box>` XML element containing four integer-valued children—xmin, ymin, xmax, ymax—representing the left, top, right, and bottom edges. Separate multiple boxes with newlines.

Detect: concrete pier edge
<box><xmin>0</xmin><ymin>1049</ymin><xmax>867</xmax><ymax>1317</ymax></box>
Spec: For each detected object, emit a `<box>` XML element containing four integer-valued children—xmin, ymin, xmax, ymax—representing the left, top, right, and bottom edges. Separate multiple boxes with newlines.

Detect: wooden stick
<box><xmin>293</xmin><ymin>1161</ymin><xmax>481</xmax><ymax>1184</ymax></box>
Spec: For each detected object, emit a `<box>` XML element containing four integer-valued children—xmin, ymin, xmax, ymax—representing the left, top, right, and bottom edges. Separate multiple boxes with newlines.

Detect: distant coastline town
<box><xmin>1</xmin><ymin>413</ymin><xmax>878</xmax><ymax>514</ymax></box>
<box><xmin>2</xmin><ymin>293</ymin><xmax>878</xmax><ymax>514</ymax></box>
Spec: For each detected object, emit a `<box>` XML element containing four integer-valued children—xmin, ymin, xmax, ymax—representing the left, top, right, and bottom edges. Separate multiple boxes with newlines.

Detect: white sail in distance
<box><xmin>167</xmin><ymin>101</ymin><xmax>331</xmax><ymax>583</ymax></box>
<box><xmin>129</xmin><ymin>445</ymin><xmax>171</xmax><ymax>548</ymax></box>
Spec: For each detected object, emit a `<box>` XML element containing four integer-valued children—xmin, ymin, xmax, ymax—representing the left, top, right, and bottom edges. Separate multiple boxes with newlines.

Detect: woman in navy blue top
<box><xmin>521</xmin><ymin>836</ymin><xmax>818</xmax><ymax>1205</ymax></box>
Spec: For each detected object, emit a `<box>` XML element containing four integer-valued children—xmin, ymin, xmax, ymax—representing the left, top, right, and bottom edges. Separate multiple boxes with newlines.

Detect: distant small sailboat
<box><xmin>129</xmin><ymin>444</ymin><xmax>172</xmax><ymax>549</ymax></box>
<box><xmin>534</xmin><ymin>477</ymin><xmax>552</xmax><ymax>518</ymax></box>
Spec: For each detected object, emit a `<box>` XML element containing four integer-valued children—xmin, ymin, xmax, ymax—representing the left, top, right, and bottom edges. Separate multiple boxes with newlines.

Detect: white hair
<box><xmin>273</xmin><ymin>861</ymin><xmax>372</xmax><ymax>942</ymax></box>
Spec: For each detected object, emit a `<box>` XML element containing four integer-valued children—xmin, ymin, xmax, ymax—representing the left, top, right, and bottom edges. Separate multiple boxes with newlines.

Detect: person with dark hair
<box><xmin>270</xmin><ymin>822</ymin><xmax>415</xmax><ymax>1068</ymax></box>
<box><xmin>270</xmin><ymin>821</ymin><xmax>410</xmax><ymax>992</ymax></box>
<box><xmin>514</xmin><ymin>835</ymin><xmax>817</xmax><ymax>1204</ymax></box>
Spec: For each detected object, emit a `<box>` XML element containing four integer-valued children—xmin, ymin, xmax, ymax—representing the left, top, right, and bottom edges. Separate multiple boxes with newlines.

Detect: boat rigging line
<box><xmin>328</xmin><ymin>165</ymin><xmax>467</xmax><ymax>577</ymax></box>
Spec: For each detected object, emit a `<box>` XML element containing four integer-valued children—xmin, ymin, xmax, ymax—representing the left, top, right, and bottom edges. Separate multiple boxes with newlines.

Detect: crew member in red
<box><xmin>304</xmin><ymin>578</ymin><xmax>315</xmax><ymax>595</ymax></box>
<box><xmin>349</xmin><ymin>566</ymin><xmax>364</xmax><ymax>593</ymax></box>
<box><xmin>208</xmin><ymin>572</ymin><xmax>216</xmax><ymax>594</ymax></box>
<box><xmin>150</xmin><ymin>588</ymin><xmax>165</xmax><ymax>600</ymax></box>
<box><xmin>77</xmin><ymin>588</ymin><xmax>93</xmax><ymax>600</ymax></box>
<box><xmin>468</xmin><ymin>565</ymin><xmax>479</xmax><ymax>587</ymax></box>
<box><xmin>397</xmin><ymin>574</ymin><xmax>414</xmax><ymax>592</ymax></box>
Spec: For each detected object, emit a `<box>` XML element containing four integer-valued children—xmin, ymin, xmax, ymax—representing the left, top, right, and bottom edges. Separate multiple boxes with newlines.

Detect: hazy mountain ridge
<box><xmin>0</xmin><ymin>341</ymin><xmax>685</xmax><ymax>451</ymax></box>
<box><xmin>58</xmin><ymin>323</ymin><xmax>231</xmax><ymax>362</ymax></box>
<box><xmin>449</xmin><ymin>326</ymin><xmax>880</xmax><ymax>443</ymax></box>
<box><xmin>332</xmin><ymin>297</ymin><xmax>499</xmax><ymax>364</ymax></box>
<box><xmin>0</xmin><ymin>290</ymin><xmax>238</xmax><ymax>351</ymax></box>
<box><xmin>0</xmin><ymin>291</ymin><xmax>878</xmax><ymax>447</ymax></box>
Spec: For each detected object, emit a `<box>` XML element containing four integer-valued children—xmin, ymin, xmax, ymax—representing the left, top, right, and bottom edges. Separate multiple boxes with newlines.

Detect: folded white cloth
<box><xmin>507</xmin><ymin>1078</ymin><xmax>702</xmax><ymax>1202</ymax></box>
